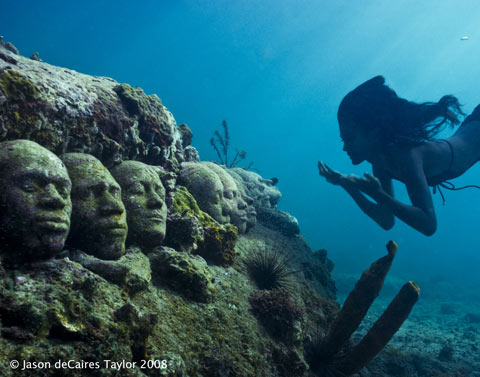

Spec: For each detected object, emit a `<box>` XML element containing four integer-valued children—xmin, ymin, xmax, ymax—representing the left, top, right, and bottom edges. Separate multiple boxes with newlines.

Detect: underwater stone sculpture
<box><xmin>166</xmin><ymin>186</ymin><xmax>238</xmax><ymax>265</ymax></box>
<box><xmin>223</xmin><ymin>169</ymin><xmax>257</xmax><ymax>232</ymax></box>
<box><xmin>0</xmin><ymin>139</ymin><xmax>72</xmax><ymax>264</ymax></box>
<box><xmin>203</xmin><ymin>161</ymin><xmax>250</xmax><ymax>233</ymax></box>
<box><xmin>228</xmin><ymin>168</ymin><xmax>299</xmax><ymax>236</ymax></box>
<box><xmin>111</xmin><ymin>160</ymin><xmax>167</xmax><ymax>249</ymax></box>
<box><xmin>178</xmin><ymin>161</ymin><xmax>229</xmax><ymax>224</ymax></box>
<box><xmin>62</xmin><ymin>153</ymin><xmax>127</xmax><ymax>260</ymax></box>
<box><xmin>228</xmin><ymin>167</ymin><xmax>282</xmax><ymax>209</ymax></box>
<box><xmin>178</xmin><ymin>161</ymin><xmax>251</xmax><ymax>233</ymax></box>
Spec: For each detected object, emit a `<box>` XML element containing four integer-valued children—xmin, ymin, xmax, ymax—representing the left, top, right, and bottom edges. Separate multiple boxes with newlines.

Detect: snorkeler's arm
<box><xmin>342</xmin><ymin>168</ymin><xmax>395</xmax><ymax>230</ymax></box>
<box><xmin>318</xmin><ymin>161</ymin><xmax>395</xmax><ymax>230</ymax></box>
<box><xmin>367</xmin><ymin>153</ymin><xmax>437</xmax><ymax>236</ymax></box>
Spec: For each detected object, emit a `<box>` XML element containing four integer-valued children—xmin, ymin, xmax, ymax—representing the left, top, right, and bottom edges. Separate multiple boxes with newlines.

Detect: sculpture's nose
<box><xmin>99</xmin><ymin>190</ymin><xmax>124</xmax><ymax>216</ymax></box>
<box><xmin>40</xmin><ymin>183</ymin><xmax>66</xmax><ymax>209</ymax></box>
<box><xmin>147</xmin><ymin>190</ymin><xmax>164</xmax><ymax>209</ymax></box>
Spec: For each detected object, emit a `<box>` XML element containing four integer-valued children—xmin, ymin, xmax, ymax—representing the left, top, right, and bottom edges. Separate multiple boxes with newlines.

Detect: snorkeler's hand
<box><xmin>318</xmin><ymin>161</ymin><xmax>344</xmax><ymax>186</ymax></box>
<box><xmin>358</xmin><ymin>172</ymin><xmax>383</xmax><ymax>196</ymax></box>
<box><xmin>318</xmin><ymin>161</ymin><xmax>358</xmax><ymax>189</ymax></box>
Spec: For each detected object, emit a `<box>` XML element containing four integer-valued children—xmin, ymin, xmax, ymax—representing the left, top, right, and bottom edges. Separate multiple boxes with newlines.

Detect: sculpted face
<box><xmin>0</xmin><ymin>140</ymin><xmax>72</xmax><ymax>263</ymax></box>
<box><xmin>179</xmin><ymin>162</ymin><xmax>229</xmax><ymax>224</ymax></box>
<box><xmin>111</xmin><ymin>161</ymin><xmax>167</xmax><ymax>249</ymax></box>
<box><xmin>229</xmin><ymin>167</ymin><xmax>282</xmax><ymax>208</ymax></box>
<box><xmin>179</xmin><ymin>162</ymin><xmax>250</xmax><ymax>233</ymax></box>
<box><xmin>62</xmin><ymin>153</ymin><xmax>127</xmax><ymax>260</ymax></box>
<box><xmin>226</xmin><ymin>169</ymin><xmax>257</xmax><ymax>232</ymax></box>
<box><xmin>204</xmin><ymin>162</ymin><xmax>249</xmax><ymax>233</ymax></box>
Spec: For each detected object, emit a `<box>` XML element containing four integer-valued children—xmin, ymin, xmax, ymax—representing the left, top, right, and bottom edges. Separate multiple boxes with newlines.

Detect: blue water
<box><xmin>3</xmin><ymin>0</ymin><xmax>480</xmax><ymax>299</ymax></box>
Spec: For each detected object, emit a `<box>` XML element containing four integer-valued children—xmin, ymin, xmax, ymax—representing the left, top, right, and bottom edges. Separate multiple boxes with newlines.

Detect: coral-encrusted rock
<box><xmin>0</xmin><ymin>258</ymin><xmax>132</xmax><ymax>352</ymax></box>
<box><xmin>0</xmin><ymin>38</ymin><xmax>344</xmax><ymax>377</ymax></box>
<box><xmin>249</xmin><ymin>289</ymin><xmax>304</xmax><ymax>344</ymax></box>
<box><xmin>165</xmin><ymin>186</ymin><xmax>238</xmax><ymax>265</ymax></box>
<box><xmin>0</xmin><ymin>36</ymin><xmax>19</xmax><ymax>55</ymax></box>
<box><xmin>0</xmin><ymin>45</ymin><xmax>185</xmax><ymax>170</ymax></box>
<box><xmin>148</xmin><ymin>246</ymin><xmax>217</xmax><ymax>302</ymax></box>
<box><xmin>256</xmin><ymin>207</ymin><xmax>300</xmax><ymax>236</ymax></box>
<box><xmin>70</xmin><ymin>247</ymin><xmax>151</xmax><ymax>296</ymax></box>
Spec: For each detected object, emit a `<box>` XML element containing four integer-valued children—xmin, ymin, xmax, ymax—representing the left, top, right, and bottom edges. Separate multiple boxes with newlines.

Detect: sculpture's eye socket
<box><xmin>91</xmin><ymin>186</ymin><xmax>103</xmax><ymax>198</ymax></box>
<box><xmin>109</xmin><ymin>185</ymin><xmax>121</xmax><ymax>199</ymax></box>
<box><xmin>128</xmin><ymin>182</ymin><xmax>144</xmax><ymax>195</ymax></box>
<box><xmin>21</xmin><ymin>180</ymin><xmax>37</xmax><ymax>193</ymax></box>
<box><xmin>75</xmin><ymin>187</ymin><xmax>93</xmax><ymax>201</ymax></box>
<box><xmin>154</xmin><ymin>184</ymin><xmax>164</xmax><ymax>195</ymax></box>
<box><xmin>56</xmin><ymin>182</ymin><xmax>71</xmax><ymax>198</ymax></box>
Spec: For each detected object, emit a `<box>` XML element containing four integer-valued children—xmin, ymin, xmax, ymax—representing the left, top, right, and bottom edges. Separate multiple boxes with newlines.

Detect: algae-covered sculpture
<box><xmin>228</xmin><ymin>167</ymin><xmax>282</xmax><ymax>209</ymax></box>
<box><xmin>0</xmin><ymin>139</ymin><xmax>72</xmax><ymax>264</ymax></box>
<box><xmin>178</xmin><ymin>161</ymin><xmax>251</xmax><ymax>233</ymax></box>
<box><xmin>62</xmin><ymin>153</ymin><xmax>127</xmax><ymax>260</ymax></box>
<box><xmin>203</xmin><ymin>161</ymin><xmax>250</xmax><ymax>233</ymax></box>
<box><xmin>307</xmin><ymin>241</ymin><xmax>420</xmax><ymax>376</ymax></box>
<box><xmin>111</xmin><ymin>160</ymin><xmax>167</xmax><ymax>249</ymax></box>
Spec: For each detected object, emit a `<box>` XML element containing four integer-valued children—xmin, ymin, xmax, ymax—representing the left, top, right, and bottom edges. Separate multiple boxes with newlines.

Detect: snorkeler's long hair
<box><xmin>337</xmin><ymin>75</ymin><xmax>465</xmax><ymax>144</ymax></box>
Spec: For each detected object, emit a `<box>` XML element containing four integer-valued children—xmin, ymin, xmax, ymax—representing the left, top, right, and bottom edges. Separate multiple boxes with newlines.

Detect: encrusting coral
<box><xmin>0</xmin><ymin>39</ymin><xmax>423</xmax><ymax>377</ymax></box>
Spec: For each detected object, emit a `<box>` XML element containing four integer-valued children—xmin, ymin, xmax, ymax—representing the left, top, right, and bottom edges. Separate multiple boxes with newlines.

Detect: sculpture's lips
<box><xmin>36</xmin><ymin>217</ymin><xmax>69</xmax><ymax>232</ymax></box>
<box><xmin>104</xmin><ymin>223</ymin><xmax>127</xmax><ymax>230</ymax></box>
<box><xmin>103</xmin><ymin>222</ymin><xmax>127</xmax><ymax>235</ymax></box>
<box><xmin>36</xmin><ymin>216</ymin><xmax>68</xmax><ymax>224</ymax></box>
<box><xmin>147</xmin><ymin>214</ymin><xmax>165</xmax><ymax>220</ymax></box>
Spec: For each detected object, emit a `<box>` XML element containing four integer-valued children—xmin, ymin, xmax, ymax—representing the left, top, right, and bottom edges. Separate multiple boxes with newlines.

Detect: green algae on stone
<box><xmin>111</xmin><ymin>160</ymin><xmax>168</xmax><ymax>250</ymax></box>
<box><xmin>249</xmin><ymin>288</ymin><xmax>304</xmax><ymax>344</ymax></box>
<box><xmin>196</xmin><ymin>224</ymin><xmax>238</xmax><ymax>266</ymax></box>
<box><xmin>0</xmin><ymin>139</ymin><xmax>72</xmax><ymax>264</ymax></box>
<box><xmin>171</xmin><ymin>186</ymin><xmax>218</xmax><ymax>228</ymax></box>
<box><xmin>148</xmin><ymin>246</ymin><xmax>217</xmax><ymax>302</ymax></box>
<box><xmin>62</xmin><ymin>153</ymin><xmax>128</xmax><ymax>260</ymax></box>
<box><xmin>170</xmin><ymin>186</ymin><xmax>238</xmax><ymax>265</ymax></box>
<box><xmin>113</xmin><ymin>83</ymin><xmax>162</xmax><ymax>116</ymax></box>
<box><xmin>113</xmin><ymin>83</ymin><xmax>176</xmax><ymax>161</ymax></box>
<box><xmin>0</xmin><ymin>70</ymin><xmax>39</xmax><ymax>102</ymax></box>
<box><xmin>70</xmin><ymin>247</ymin><xmax>151</xmax><ymax>296</ymax></box>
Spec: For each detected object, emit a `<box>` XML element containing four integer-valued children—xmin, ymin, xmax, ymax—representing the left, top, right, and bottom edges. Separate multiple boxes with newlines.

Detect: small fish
<box><xmin>460</xmin><ymin>36</ymin><xmax>469</xmax><ymax>41</ymax></box>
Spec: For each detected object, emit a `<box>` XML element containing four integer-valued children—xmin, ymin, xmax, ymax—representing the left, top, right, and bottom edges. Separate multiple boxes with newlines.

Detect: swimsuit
<box><xmin>431</xmin><ymin>104</ymin><xmax>480</xmax><ymax>204</ymax></box>
<box><xmin>428</xmin><ymin>139</ymin><xmax>455</xmax><ymax>187</ymax></box>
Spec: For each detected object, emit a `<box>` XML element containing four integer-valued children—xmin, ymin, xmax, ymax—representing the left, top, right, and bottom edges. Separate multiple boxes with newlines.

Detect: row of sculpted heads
<box><xmin>0</xmin><ymin>140</ymin><xmax>256</xmax><ymax>266</ymax></box>
<box><xmin>0</xmin><ymin>140</ymin><xmax>167</xmax><ymax>265</ymax></box>
<box><xmin>178</xmin><ymin>161</ymin><xmax>256</xmax><ymax>234</ymax></box>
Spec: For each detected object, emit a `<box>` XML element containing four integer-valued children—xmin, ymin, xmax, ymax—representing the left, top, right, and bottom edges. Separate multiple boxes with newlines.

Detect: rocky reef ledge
<box><xmin>0</xmin><ymin>39</ymin><xmax>416</xmax><ymax>377</ymax></box>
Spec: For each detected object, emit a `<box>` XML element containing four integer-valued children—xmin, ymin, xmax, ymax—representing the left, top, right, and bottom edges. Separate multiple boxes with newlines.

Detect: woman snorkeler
<box><xmin>318</xmin><ymin>75</ymin><xmax>480</xmax><ymax>236</ymax></box>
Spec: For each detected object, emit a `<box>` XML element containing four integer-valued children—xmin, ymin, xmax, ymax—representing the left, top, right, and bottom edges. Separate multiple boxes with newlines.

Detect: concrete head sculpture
<box><xmin>226</xmin><ymin>169</ymin><xmax>257</xmax><ymax>232</ymax></box>
<box><xmin>62</xmin><ymin>153</ymin><xmax>127</xmax><ymax>260</ymax></box>
<box><xmin>111</xmin><ymin>160</ymin><xmax>167</xmax><ymax>249</ymax></box>
<box><xmin>229</xmin><ymin>168</ymin><xmax>281</xmax><ymax>209</ymax></box>
<box><xmin>203</xmin><ymin>162</ymin><xmax>249</xmax><ymax>233</ymax></box>
<box><xmin>179</xmin><ymin>162</ymin><xmax>249</xmax><ymax>233</ymax></box>
<box><xmin>0</xmin><ymin>140</ymin><xmax>72</xmax><ymax>264</ymax></box>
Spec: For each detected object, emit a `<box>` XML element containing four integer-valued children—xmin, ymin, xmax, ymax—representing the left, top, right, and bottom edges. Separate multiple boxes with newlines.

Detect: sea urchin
<box><xmin>244</xmin><ymin>247</ymin><xmax>298</xmax><ymax>290</ymax></box>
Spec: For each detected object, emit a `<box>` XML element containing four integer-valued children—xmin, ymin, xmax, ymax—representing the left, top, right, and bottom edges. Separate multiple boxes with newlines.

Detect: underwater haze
<box><xmin>2</xmin><ymin>0</ymin><xmax>480</xmax><ymax>297</ymax></box>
